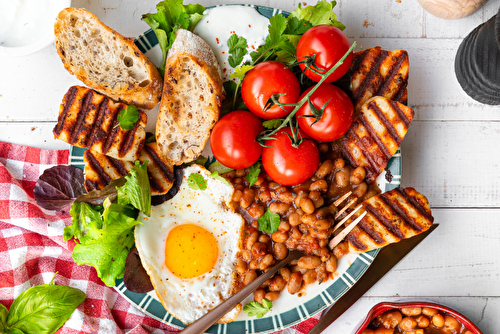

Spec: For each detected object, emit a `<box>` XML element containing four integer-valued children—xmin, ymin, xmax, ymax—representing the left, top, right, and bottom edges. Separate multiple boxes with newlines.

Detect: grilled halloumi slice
<box><xmin>341</xmin><ymin>96</ymin><xmax>414</xmax><ymax>183</ymax></box>
<box><xmin>350</xmin><ymin>47</ymin><xmax>409</xmax><ymax>110</ymax></box>
<box><xmin>345</xmin><ymin>187</ymin><xmax>433</xmax><ymax>253</ymax></box>
<box><xmin>84</xmin><ymin>142</ymin><xmax>175</xmax><ymax>196</ymax></box>
<box><xmin>53</xmin><ymin>85</ymin><xmax>147</xmax><ymax>161</ymax></box>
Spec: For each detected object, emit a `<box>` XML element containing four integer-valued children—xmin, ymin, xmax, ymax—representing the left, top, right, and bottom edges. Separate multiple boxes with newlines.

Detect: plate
<box><xmin>68</xmin><ymin>4</ymin><xmax>402</xmax><ymax>333</ymax></box>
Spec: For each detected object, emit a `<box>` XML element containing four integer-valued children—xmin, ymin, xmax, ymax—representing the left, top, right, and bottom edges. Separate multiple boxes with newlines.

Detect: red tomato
<box><xmin>210</xmin><ymin>111</ymin><xmax>264</xmax><ymax>169</ymax></box>
<box><xmin>241</xmin><ymin>61</ymin><xmax>301</xmax><ymax>120</ymax></box>
<box><xmin>262</xmin><ymin>127</ymin><xmax>319</xmax><ymax>186</ymax></box>
<box><xmin>296</xmin><ymin>83</ymin><xmax>354</xmax><ymax>142</ymax></box>
<box><xmin>296</xmin><ymin>25</ymin><xmax>353</xmax><ymax>83</ymax></box>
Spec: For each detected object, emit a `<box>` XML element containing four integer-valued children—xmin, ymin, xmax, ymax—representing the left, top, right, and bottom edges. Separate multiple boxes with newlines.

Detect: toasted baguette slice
<box><xmin>84</xmin><ymin>142</ymin><xmax>175</xmax><ymax>196</ymax></box>
<box><xmin>54</xmin><ymin>8</ymin><xmax>162</xmax><ymax>110</ymax></box>
<box><xmin>345</xmin><ymin>187</ymin><xmax>434</xmax><ymax>253</ymax></box>
<box><xmin>156</xmin><ymin>29</ymin><xmax>225</xmax><ymax>165</ymax></box>
<box><xmin>341</xmin><ymin>96</ymin><xmax>414</xmax><ymax>183</ymax></box>
<box><xmin>53</xmin><ymin>86</ymin><xmax>146</xmax><ymax>161</ymax></box>
<box><xmin>350</xmin><ymin>47</ymin><xmax>409</xmax><ymax>110</ymax></box>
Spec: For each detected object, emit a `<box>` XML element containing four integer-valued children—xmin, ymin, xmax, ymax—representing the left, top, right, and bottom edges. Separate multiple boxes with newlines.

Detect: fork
<box><xmin>179</xmin><ymin>194</ymin><xmax>366</xmax><ymax>334</ymax></box>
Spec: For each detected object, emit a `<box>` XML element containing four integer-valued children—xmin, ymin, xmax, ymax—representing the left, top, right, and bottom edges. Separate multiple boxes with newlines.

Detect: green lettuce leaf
<box><xmin>142</xmin><ymin>0</ymin><xmax>205</xmax><ymax>75</ymax></box>
<box><xmin>63</xmin><ymin>202</ymin><xmax>103</xmax><ymax>241</ymax></box>
<box><xmin>72</xmin><ymin>210</ymin><xmax>141</xmax><ymax>287</ymax></box>
<box><xmin>289</xmin><ymin>0</ymin><xmax>345</xmax><ymax>30</ymax></box>
<box><xmin>117</xmin><ymin>161</ymin><xmax>151</xmax><ymax>217</ymax></box>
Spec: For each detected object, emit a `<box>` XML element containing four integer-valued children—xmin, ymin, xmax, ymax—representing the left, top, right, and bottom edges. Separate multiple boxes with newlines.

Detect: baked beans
<box><xmin>222</xmin><ymin>155</ymin><xmax>381</xmax><ymax>303</ymax></box>
<box><xmin>365</xmin><ymin>307</ymin><xmax>474</xmax><ymax>334</ymax></box>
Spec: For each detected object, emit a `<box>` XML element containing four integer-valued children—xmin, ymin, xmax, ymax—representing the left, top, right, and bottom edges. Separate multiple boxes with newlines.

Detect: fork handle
<box><xmin>179</xmin><ymin>250</ymin><xmax>303</xmax><ymax>334</ymax></box>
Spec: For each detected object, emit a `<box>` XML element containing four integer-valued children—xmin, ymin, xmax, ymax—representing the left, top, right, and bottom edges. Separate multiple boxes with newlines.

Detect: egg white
<box><xmin>135</xmin><ymin>164</ymin><xmax>245</xmax><ymax>324</ymax></box>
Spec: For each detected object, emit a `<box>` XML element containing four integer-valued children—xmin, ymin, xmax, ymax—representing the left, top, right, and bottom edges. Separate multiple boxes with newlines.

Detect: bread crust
<box><xmin>54</xmin><ymin>8</ymin><xmax>162</xmax><ymax>110</ymax></box>
<box><xmin>156</xmin><ymin>29</ymin><xmax>225</xmax><ymax>165</ymax></box>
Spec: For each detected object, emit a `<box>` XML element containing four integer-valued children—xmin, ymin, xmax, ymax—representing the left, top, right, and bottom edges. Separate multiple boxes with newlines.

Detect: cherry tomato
<box><xmin>210</xmin><ymin>111</ymin><xmax>264</xmax><ymax>169</ymax></box>
<box><xmin>296</xmin><ymin>25</ymin><xmax>353</xmax><ymax>83</ymax></box>
<box><xmin>241</xmin><ymin>61</ymin><xmax>301</xmax><ymax>120</ymax></box>
<box><xmin>296</xmin><ymin>83</ymin><xmax>354</xmax><ymax>142</ymax></box>
<box><xmin>262</xmin><ymin>127</ymin><xmax>319</xmax><ymax>186</ymax></box>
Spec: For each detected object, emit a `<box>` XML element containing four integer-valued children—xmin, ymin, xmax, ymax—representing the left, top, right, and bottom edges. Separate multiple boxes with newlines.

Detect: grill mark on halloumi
<box><xmin>353</xmin><ymin>49</ymin><xmax>389</xmax><ymax>102</ymax></box>
<box><xmin>341</xmin><ymin>97</ymin><xmax>415</xmax><ymax>183</ymax></box>
<box><xmin>54</xmin><ymin>86</ymin><xmax>78</xmax><ymax>137</ymax></box>
<box><xmin>53</xmin><ymin>86</ymin><xmax>146</xmax><ymax>161</ymax></box>
<box><xmin>83</xmin><ymin>142</ymin><xmax>174</xmax><ymax>196</ymax></box>
<box><xmin>346</xmin><ymin>187</ymin><xmax>434</xmax><ymax>253</ymax></box>
<box><xmin>350</xmin><ymin>47</ymin><xmax>409</xmax><ymax>110</ymax></box>
<box><xmin>363</xmin><ymin>202</ymin><xmax>406</xmax><ymax>240</ymax></box>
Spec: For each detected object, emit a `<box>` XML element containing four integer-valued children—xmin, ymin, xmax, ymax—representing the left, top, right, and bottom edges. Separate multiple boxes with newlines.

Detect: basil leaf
<box><xmin>0</xmin><ymin>303</ymin><xmax>7</xmax><ymax>332</ymax></box>
<box><xmin>116</xmin><ymin>161</ymin><xmax>151</xmax><ymax>216</ymax></box>
<box><xmin>257</xmin><ymin>209</ymin><xmax>280</xmax><ymax>234</ymax></box>
<box><xmin>116</xmin><ymin>105</ymin><xmax>139</xmax><ymax>131</ymax></box>
<box><xmin>34</xmin><ymin>165</ymin><xmax>85</xmax><ymax>211</ymax></box>
<box><xmin>6</xmin><ymin>284</ymin><xmax>85</xmax><ymax>334</ymax></box>
<box><xmin>243</xmin><ymin>298</ymin><xmax>272</xmax><ymax>318</ymax></box>
<box><xmin>246</xmin><ymin>163</ymin><xmax>261</xmax><ymax>186</ymax></box>
<box><xmin>187</xmin><ymin>173</ymin><xmax>207</xmax><ymax>191</ymax></box>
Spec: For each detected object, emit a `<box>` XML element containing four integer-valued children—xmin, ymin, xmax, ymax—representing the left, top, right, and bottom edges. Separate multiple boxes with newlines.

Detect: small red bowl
<box><xmin>353</xmin><ymin>301</ymin><xmax>483</xmax><ymax>334</ymax></box>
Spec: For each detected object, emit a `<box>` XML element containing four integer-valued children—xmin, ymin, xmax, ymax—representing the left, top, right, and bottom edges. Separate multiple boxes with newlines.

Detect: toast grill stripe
<box><xmin>364</xmin><ymin>201</ymin><xmax>406</xmax><ymax>240</ymax></box>
<box><xmin>54</xmin><ymin>86</ymin><xmax>78</xmax><ymax>137</ymax></box>
<box><xmin>355</xmin><ymin>213</ymin><xmax>386</xmax><ymax>245</ymax></box>
<box><xmin>84</xmin><ymin>150</ymin><xmax>112</xmax><ymax>185</ymax></box>
<box><xmin>380</xmin><ymin>189</ymin><xmax>425</xmax><ymax>232</ymax></box>
<box><xmin>119</xmin><ymin>111</ymin><xmax>141</xmax><ymax>158</ymax></box>
<box><xmin>346</xmin><ymin>125</ymin><xmax>382</xmax><ymax>181</ymax></box>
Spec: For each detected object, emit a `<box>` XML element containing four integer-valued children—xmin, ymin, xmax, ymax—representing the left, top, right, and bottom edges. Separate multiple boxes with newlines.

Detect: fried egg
<box><xmin>135</xmin><ymin>164</ymin><xmax>245</xmax><ymax>324</ymax></box>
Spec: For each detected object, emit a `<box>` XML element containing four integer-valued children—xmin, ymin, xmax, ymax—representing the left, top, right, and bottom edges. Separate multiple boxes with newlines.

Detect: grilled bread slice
<box><xmin>341</xmin><ymin>96</ymin><xmax>414</xmax><ymax>183</ymax></box>
<box><xmin>54</xmin><ymin>8</ymin><xmax>162</xmax><ymax>110</ymax></box>
<box><xmin>156</xmin><ymin>29</ymin><xmax>225</xmax><ymax>165</ymax></box>
<box><xmin>84</xmin><ymin>142</ymin><xmax>175</xmax><ymax>196</ymax></box>
<box><xmin>53</xmin><ymin>86</ymin><xmax>147</xmax><ymax>161</ymax></box>
<box><xmin>345</xmin><ymin>187</ymin><xmax>433</xmax><ymax>253</ymax></box>
<box><xmin>350</xmin><ymin>47</ymin><xmax>409</xmax><ymax>110</ymax></box>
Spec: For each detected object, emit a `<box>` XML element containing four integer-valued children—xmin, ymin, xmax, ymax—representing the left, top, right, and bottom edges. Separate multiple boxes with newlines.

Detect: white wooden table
<box><xmin>1</xmin><ymin>0</ymin><xmax>499</xmax><ymax>333</ymax></box>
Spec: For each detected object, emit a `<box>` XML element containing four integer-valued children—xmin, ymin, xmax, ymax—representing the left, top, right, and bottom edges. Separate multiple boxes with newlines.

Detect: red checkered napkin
<box><xmin>0</xmin><ymin>141</ymin><xmax>319</xmax><ymax>334</ymax></box>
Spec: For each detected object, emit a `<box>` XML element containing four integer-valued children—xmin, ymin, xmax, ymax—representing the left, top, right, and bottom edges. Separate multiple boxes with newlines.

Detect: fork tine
<box><xmin>332</xmin><ymin>204</ymin><xmax>363</xmax><ymax>233</ymax></box>
<box><xmin>334</xmin><ymin>197</ymin><xmax>358</xmax><ymax>220</ymax></box>
<box><xmin>329</xmin><ymin>209</ymin><xmax>367</xmax><ymax>250</ymax></box>
<box><xmin>333</xmin><ymin>191</ymin><xmax>352</xmax><ymax>207</ymax></box>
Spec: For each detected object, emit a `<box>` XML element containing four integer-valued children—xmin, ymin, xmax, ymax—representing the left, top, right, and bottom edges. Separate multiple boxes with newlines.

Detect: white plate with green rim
<box><xmin>68</xmin><ymin>4</ymin><xmax>402</xmax><ymax>333</ymax></box>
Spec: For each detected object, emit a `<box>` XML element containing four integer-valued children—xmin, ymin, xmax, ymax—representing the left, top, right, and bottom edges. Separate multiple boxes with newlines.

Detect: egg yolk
<box><xmin>165</xmin><ymin>224</ymin><xmax>219</xmax><ymax>279</ymax></box>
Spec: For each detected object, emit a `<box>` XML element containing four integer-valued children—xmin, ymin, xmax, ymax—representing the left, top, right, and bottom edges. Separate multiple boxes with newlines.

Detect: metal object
<box><xmin>308</xmin><ymin>224</ymin><xmax>439</xmax><ymax>334</ymax></box>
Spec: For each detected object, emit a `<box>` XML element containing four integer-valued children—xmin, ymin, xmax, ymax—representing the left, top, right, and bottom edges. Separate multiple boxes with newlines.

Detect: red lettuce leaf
<box><xmin>34</xmin><ymin>165</ymin><xmax>85</xmax><ymax>211</ymax></box>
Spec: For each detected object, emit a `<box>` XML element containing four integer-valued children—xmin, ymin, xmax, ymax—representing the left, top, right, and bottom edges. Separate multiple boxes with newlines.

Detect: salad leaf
<box><xmin>63</xmin><ymin>202</ymin><xmax>103</xmax><ymax>242</ymax></box>
<box><xmin>5</xmin><ymin>284</ymin><xmax>85</xmax><ymax>334</ymax></box>
<box><xmin>289</xmin><ymin>0</ymin><xmax>345</xmax><ymax>30</ymax></box>
<box><xmin>208</xmin><ymin>160</ymin><xmax>234</xmax><ymax>174</ymax></box>
<box><xmin>257</xmin><ymin>209</ymin><xmax>280</xmax><ymax>234</ymax></box>
<box><xmin>188</xmin><ymin>173</ymin><xmax>207</xmax><ymax>190</ymax></box>
<box><xmin>116</xmin><ymin>105</ymin><xmax>139</xmax><ymax>131</ymax></box>
<box><xmin>246</xmin><ymin>163</ymin><xmax>261</xmax><ymax>186</ymax></box>
<box><xmin>243</xmin><ymin>299</ymin><xmax>272</xmax><ymax>318</ymax></box>
<box><xmin>209</xmin><ymin>171</ymin><xmax>230</xmax><ymax>186</ymax></box>
<box><xmin>117</xmin><ymin>161</ymin><xmax>151</xmax><ymax>216</ymax></box>
<box><xmin>142</xmin><ymin>0</ymin><xmax>205</xmax><ymax>75</ymax></box>
<box><xmin>75</xmin><ymin>177</ymin><xmax>126</xmax><ymax>206</ymax></box>
<box><xmin>34</xmin><ymin>165</ymin><xmax>85</xmax><ymax>211</ymax></box>
<box><xmin>71</xmin><ymin>209</ymin><xmax>140</xmax><ymax>287</ymax></box>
